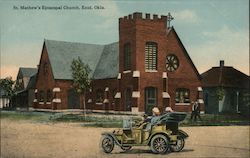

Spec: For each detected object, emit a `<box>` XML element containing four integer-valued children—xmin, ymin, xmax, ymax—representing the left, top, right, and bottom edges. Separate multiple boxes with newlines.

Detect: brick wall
<box><xmin>118</xmin><ymin>12</ymin><xmax>204</xmax><ymax>113</ymax></box>
<box><xmin>34</xmin><ymin>12</ymin><xmax>204</xmax><ymax>113</ymax></box>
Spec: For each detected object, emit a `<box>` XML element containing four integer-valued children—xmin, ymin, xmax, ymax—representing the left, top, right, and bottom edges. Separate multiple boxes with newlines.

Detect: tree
<box><xmin>71</xmin><ymin>57</ymin><xmax>91</xmax><ymax>117</ymax></box>
<box><xmin>0</xmin><ymin>77</ymin><xmax>15</xmax><ymax>108</ymax></box>
<box><xmin>0</xmin><ymin>77</ymin><xmax>15</xmax><ymax>98</ymax></box>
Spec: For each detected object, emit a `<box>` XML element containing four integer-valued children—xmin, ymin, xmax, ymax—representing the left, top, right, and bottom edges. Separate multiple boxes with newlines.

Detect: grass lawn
<box><xmin>1</xmin><ymin>110</ymin><xmax>249</xmax><ymax>128</ymax></box>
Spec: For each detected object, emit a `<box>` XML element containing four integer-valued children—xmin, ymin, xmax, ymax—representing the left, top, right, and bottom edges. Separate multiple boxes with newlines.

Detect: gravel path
<box><xmin>1</xmin><ymin>119</ymin><xmax>249</xmax><ymax>158</ymax></box>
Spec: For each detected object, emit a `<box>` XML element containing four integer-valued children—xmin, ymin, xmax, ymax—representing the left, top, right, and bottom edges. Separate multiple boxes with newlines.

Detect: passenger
<box><xmin>165</xmin><ymin>107</ymin><xmax>174</xmax><ymax>113</ymax></box>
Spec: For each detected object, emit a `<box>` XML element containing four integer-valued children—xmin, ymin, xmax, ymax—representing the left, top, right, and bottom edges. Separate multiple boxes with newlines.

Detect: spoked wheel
<box><xmin>101</xmin><ymin>135</ymin><xmax>114</xmax><ymax>153</ymax></box>
<box><xmin>170</xmin><ymin>137</ymin><xmax>185</xmax><ymax>152</ymax></box>
<box><xmin>150</xmin><ymin>134</ymin><xmax>169</xmax><ymax>154</ymax></box>
<box><xmin>121</xmin><ymin>146</ymin><xmax>132</xmax><ymax>151</ymax></box>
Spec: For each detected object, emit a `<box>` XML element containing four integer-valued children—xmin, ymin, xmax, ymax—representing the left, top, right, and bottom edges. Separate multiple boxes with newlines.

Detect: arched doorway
<box><xmin>67</xmin><ymin>89</ymin><xmax>80</xmax><ymax>109</ymax></box>
<box><xmin>145</xmin><ymin>87</ymin><xmax>158</xmax><ymax>115</ymax></box>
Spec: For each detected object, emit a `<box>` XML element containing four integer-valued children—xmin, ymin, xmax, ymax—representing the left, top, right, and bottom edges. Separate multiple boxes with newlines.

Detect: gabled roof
<box><xmin>201</xmin><ymin>66</ymin><xmax>250</xmax><ymax>89</ymax></box>
<box><xmin>167</xmin><ymin>27</ymin><xmax>201</xmax><ymax>80</ymax></box>
<box><xmin>44</xmin><ymin>39</ymin><xmax>119</xmax><ymax>80</ymax></box>
<box><xmin>93</xmin><ymin>42</ymin><xmax>119</xmax><ymax>79</ymax></box>
<box><xmin>17</xmin><ymin>67</ymin><xmax>37</xmax><ymax>79</ymax></box>
<box><xmin>26</xmin><ymin>73</ymin><xmax>37</xmax><ymax>89</ymax></box>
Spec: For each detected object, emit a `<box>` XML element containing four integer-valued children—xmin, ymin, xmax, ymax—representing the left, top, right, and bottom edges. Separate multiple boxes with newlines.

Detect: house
<box><xmin>13</xmin><ymin>67</ymin><xmax>37</xmax><ymax>108</ymax></box>
<box><xmin>0</xmin><ymin>89</ymin><xmax>10</xmax><ymax>109</ymax></box>
<box><xmin>201</xmin><ymin>60</ymin><xmax>250</xmax><ymax>115</ymax></box>
<box><xmin>33</xmin><ymin>12</ymin><xmax>204</xmax><ymax>114</ymax></box>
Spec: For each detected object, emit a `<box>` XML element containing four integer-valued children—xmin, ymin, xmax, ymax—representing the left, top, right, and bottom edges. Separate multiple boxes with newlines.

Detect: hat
<box><xmin>152</xmin><ymin>107</ymin><xmax>160</xmax><ymax>115</ymax></box>
<box><xmin>165</xmin><ymin>107</ymin><xmax>173</xmax><ymax>112</ymax></box>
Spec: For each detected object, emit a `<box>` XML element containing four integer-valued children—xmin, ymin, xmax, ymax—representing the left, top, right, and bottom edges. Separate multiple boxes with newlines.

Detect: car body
<box><xmin>100</xmin><ymin>112</ymin><xmax>188</xmax><ymax>154</ymax></box>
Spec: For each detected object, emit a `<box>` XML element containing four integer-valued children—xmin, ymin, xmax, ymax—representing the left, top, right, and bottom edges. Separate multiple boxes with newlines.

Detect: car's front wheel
<box><xmin>170</xmin><ymin>137</ymin><xmax>185</xmax><ymax>152</ymax></box>
<box><xmin>101</xmin><ymin>135</ymin><xmax>114</xmax><ymax>153</ymax></box>
<box><xmin>150</xmin><ymin>134</ymin><xmax>169</xmax><ymax>154</ymax></box>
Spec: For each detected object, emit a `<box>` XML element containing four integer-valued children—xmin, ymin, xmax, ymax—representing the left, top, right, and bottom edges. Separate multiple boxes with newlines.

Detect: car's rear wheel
<box><xmin>170</xmin><ymin>137</ymin><xmax>185</xmax><ymax>152</ymax></box>
<box><xmin>150</xmin><ymin>134</ymin><xmax>169</xmax><ymax>154</ymax></box>
<box><xmin>101</xmin><ymin>135</ymin><xmax>114</xmax><ymax>153</ymax></box>
<box><xmin>121</xmin><ymin>146</ymin><xmax>132</xmax><ymax>151</ymax></box>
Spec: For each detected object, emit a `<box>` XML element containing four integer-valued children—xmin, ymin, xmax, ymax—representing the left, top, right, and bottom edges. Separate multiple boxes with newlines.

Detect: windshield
<box><xmin>123</xmin><ymin>118</ymin><xmax>132</xmax><ymax>129</ymax></box>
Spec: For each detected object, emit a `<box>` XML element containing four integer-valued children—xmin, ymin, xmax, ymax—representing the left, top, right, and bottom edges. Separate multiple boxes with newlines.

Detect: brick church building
<box><xmin>33</xmin><ymin>12</ymin><xmax>204</xmax><ymax>114</ymax></box>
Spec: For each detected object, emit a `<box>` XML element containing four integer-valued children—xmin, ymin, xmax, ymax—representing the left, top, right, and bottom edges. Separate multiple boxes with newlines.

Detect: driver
<box><xmin>144</xmin><ymin>106</ymin><xmax>161</xmax><ymax>131</ymax></box>
<box><xmin>151</xmin><ymin>107</ymin><xmax>161</xmax><ymax>124</ymax></box>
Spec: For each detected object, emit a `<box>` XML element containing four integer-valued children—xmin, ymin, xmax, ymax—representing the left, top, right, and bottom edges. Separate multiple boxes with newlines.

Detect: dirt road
<box><xmin>1</xmin><ymin>119</ymin><xmax>249</xmax><ymax>158</ymax></box>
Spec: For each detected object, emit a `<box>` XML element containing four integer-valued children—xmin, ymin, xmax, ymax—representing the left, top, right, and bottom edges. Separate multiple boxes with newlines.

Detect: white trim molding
<box><xmin>132</xmin><ymin>91</ymin><xmax>140</xmax><ymax>98</ymax></box>
<box><xmin>162</xmin><ymin>72</ymin><xmax>168</xmax><ymax>78</ymax></box>
<box><xmin>145</xmin><ymin>70</ymin><xmax>157</xmax><ymax>73</ymax></box>
<box><xmin>33</xmin><ymin>99</ymin><xmax>37</xmax><ymax>102</ymax></box>
<box><xmin>53</xmin><ymin>87</ymin><xmax>61</xmax><ymax>92</ymax></box>
<box><xmin>103</xmin><ymin>99</ymin><xmax>109</xmax><ymax>103</ymax></box>
<box><xmin>198</xmin><ymin>99</ymin><xmax>204</xmax><ymax>104</ymax></box>
<box><xmin>123</xmin><ymin>70</ymin><xmax>131</xmax><ymax>74</ymax></box>
<box><xmin>105</xmin><ymin>87</ymin><xmax>109</xmax><ymax>91</ymax></box>
<box><xmin>95</xmin><ymin>102</ymin><xmax>103</xmax><ymax>105</ymax></box>
<box><xmin>175</xmin><ymin>103</ymin><xmax>190</xmax><ymax>106</ymax></box>
<box><xmin>117</xmin><ymin>73</ymin><xmax>121</xmax><ymax>80</ymax></box>
<box><xmin>162</xmin><ymin>92</ymin><xmax>170</xmax><ymax>98</ymax></box>
<box><xmin>197</xmin><ymin>87</ymin><xmax>203</xmax><ymax>91</ymax></box>
<box><xmin>132</xmin><ymin>107</ymin><xmax>139</xmax><ymax>114</ymax></box>
<box><xmin>133</xmin><ymin>71</ymin><xmax>140</xmax><ymax>77</ymax></box>
<box><xmin>114</xmin><ymin>92</ymin><xmax>121</xmax><ymax>99</ymax></box>
<box><xmin>52</xmin><ymin>98</ymin><xmax>61</xmax><ymax>103</ymax></box>
<box><xmin>87</xmin><ymin>99</ymin><xmax>92</xmax><ymax>103</ymax></box>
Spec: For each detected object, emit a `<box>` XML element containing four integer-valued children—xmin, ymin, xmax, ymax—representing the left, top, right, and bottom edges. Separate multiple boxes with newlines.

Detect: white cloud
<box><xmin>93</xmin><ymin>1</ymin><xmax>123</xmax><ymax>29</ymax></box>
<box><xmin>173</xmin><ymin>10</ymin><xmax>199</xmax><ymax>23</ymax></box>
<box><xmin>190</xmin><ymin>25</ymin><xmax>249</xmax><ymax>75</ymax></box>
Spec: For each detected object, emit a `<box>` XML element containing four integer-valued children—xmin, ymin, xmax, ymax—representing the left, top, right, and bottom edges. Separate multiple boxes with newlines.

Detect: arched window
<box><xmin>124</xmin><ymin>43</ymin><xmax>131</xmax><ymax>70</ymax></box>
<box><xmin>145</xmin><ymin>42</ymin><xmax>158</xmax><ymax>71</ymax></box>
<box><xmin>47</xmin><ymin>89</ymin><xmax>52</xmax><ymax>102</ymax></box>
<box><xmin>43</xmin><ymin>62</ymin><xmax>48</xmax><ymax>74</ymax></box>
<box><xmin>39</xmin><ymin>90</ymin><xmax>45</xmax><ymax>102</ymax></box>
<box><xmin>175</xmin><ymin>88</ymin><xmax>190</xmax><ymax>103</ymax></box>
<box><xmin>112</xmin><ymin>88</ymin><xmax>117</xmax><ymax>103</ymax></box>
<box><xmin>96</xmin><ymin>89</ymin><xmax>104</xmax><ymax>103</ymax></box>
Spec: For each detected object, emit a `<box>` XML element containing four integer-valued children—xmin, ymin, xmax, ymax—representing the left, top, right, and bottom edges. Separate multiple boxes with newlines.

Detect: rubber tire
<box><xmin>170</xmin><ymin>137</ymin><xmax>185</xmax><ymax>152</ymax></box>
<box><xmin>150</xmin><ymin>134</ymin><xmax>169</xmax><ymax>154</ymax></box>
<box><xmin>121</xmin><ymin>146</ymin><xmax>132</xmax><ymax>151</ymax></box>
<box><xmin>101</xmin><ymin>135</ymin><xmax>115</xmax><ymax>153</ymax></box>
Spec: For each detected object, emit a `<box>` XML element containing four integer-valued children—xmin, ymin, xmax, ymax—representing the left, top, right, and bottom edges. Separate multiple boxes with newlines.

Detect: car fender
<box><xmin>101</xmin><ymin>132</ymin><xmax>122</xmax><ymax>147</ymax></box>
<box><xmin>178</xmin><ymin>129</ymin><xmax>189</xmax><ymax>139</ymax></box>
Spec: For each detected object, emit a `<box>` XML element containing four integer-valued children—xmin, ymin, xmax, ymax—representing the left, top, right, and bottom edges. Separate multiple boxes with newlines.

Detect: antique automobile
<box><xmin>100</xmin><ymin>112</ymin><xmax>188</xmax><ymax>154</ymax></box>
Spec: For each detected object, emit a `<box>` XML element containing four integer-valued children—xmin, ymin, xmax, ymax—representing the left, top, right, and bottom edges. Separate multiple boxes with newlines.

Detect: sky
<box><xmin>0</xmin><ymin>0</ymin><xmax>249</xmax><ymax>80</ymax></box>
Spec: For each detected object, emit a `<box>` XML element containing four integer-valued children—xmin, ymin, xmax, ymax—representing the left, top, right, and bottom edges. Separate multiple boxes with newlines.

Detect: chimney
<box><xmin>220</xmin><ymin>60</ymin><xmax>224</xmax><ymax>67</ymax></box>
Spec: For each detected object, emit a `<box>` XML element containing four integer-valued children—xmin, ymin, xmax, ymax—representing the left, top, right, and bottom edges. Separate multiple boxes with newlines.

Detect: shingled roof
<box><xmin>26</xmin><ymin>73</ymin><xmax>37</xmax><ymax>89</ymax></box>
<box><xmin>17</xmin><ymin>67</ymin><xmax>37</xmax><ymax>79</ymax></box>
<box><xmin>201</xmin><ymin>66</ymin><xmax>249</xmax><ymax>89</ymax></box>
<box><xmin>44</xmin><ymin>39</ymin><xmax>119</xmax><ymax>80</ymax></box>
<box><xmin>93</xmin><ymin>42</ymin><xmax>119</xmax><ymax>79</ymax></box>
